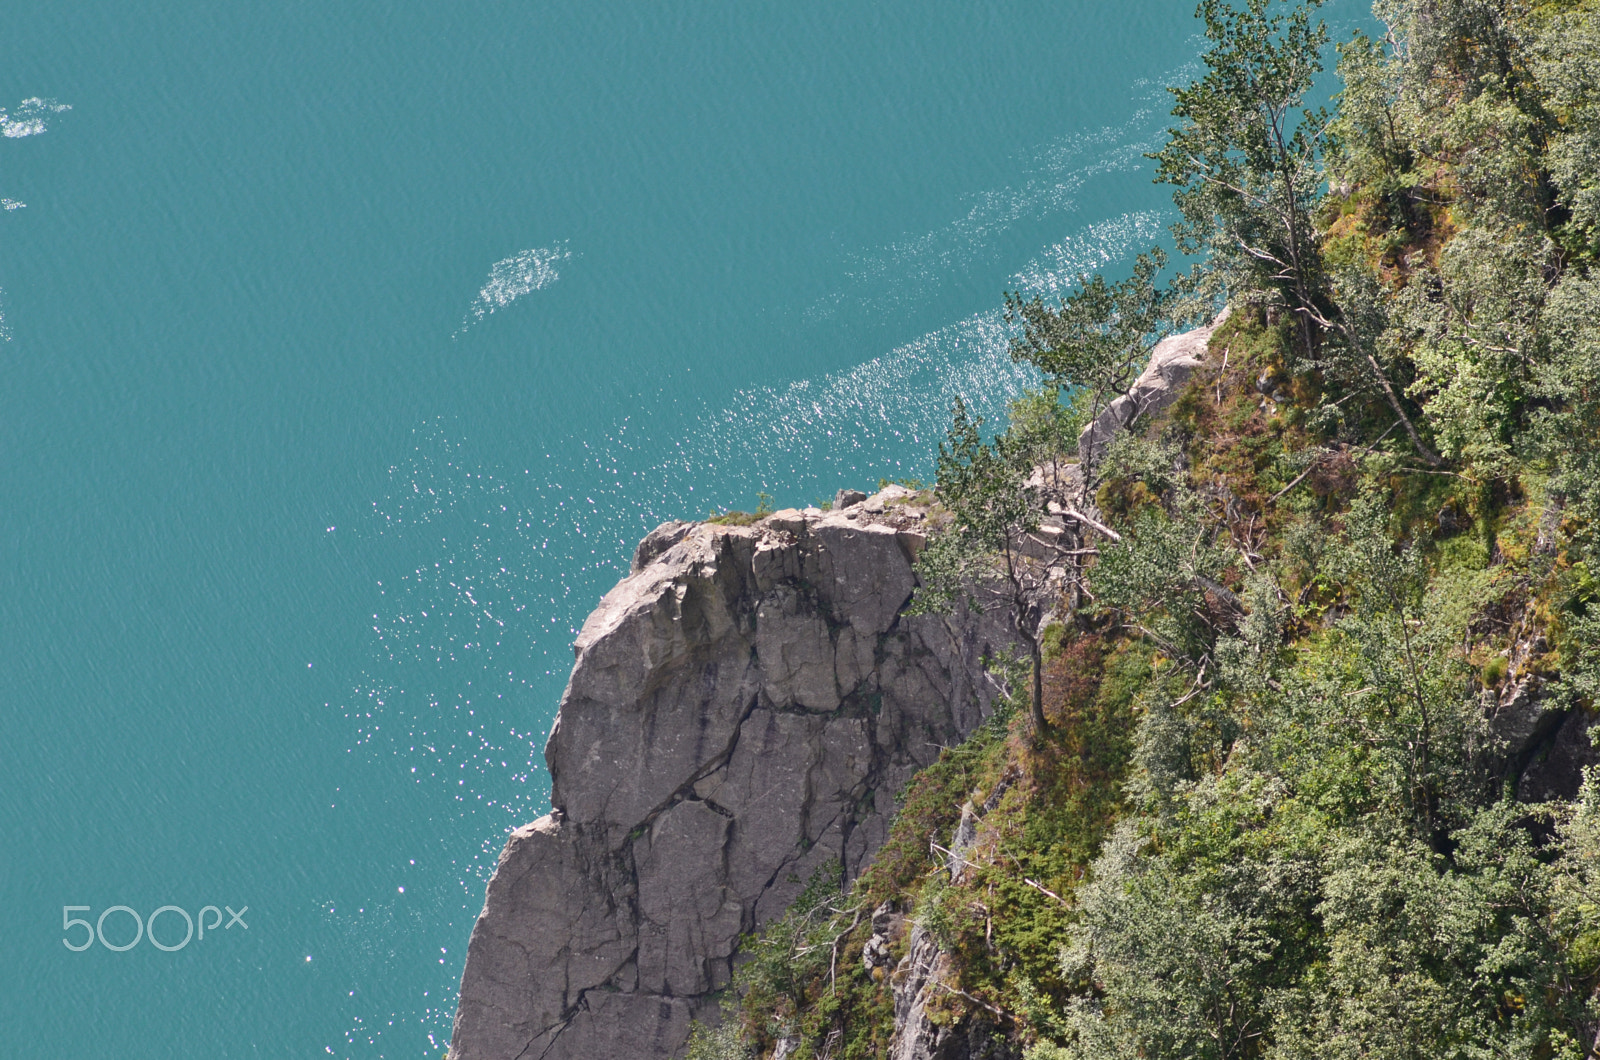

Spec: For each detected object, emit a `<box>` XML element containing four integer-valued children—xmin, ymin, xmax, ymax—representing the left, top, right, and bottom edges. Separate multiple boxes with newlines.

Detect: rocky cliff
<box><xmin>449</xmin><ymin>486</ymin><xmax>1020</xmax><ymax>1060</ymax></box>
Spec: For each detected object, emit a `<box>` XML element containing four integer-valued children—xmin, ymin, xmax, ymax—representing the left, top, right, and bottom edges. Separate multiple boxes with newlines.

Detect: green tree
<box><xmin>1389</xmin><ymin>228</ymin><xmax>1550</xmax><ymax>474</ymax></box>
<box><xmin>1534</xmin><ymin>270</ymin><xmax>1600</xmax><ymax>567</ymax></box>
<box><xmin>1156</xmin><ymin>0</ymin><xmax>1442</xmax><ymax>465</ymax></box>
<box><xmin>1154</xmin><ymin>0</ymin><xmax>1330</xmax><ymax>340</ymax></box>
<box><xmin>1007</xmin><ymin>385</ymin><xmax>1089</xmax><ymax>490</ymax></box>
<box><xmin>912</xmin><ymin>398</ymin><xmax>1059</xmax><ymax>734</ymax></box>
<box><xmin>1535</xmin><ymin>6</ymin><xmax>1600</xmax><ymax>259</ymax></box>
<box><xmin>1005</xmin><ymin>249</ymin><xmax>1173</xmax><ymax>498</ymax></box>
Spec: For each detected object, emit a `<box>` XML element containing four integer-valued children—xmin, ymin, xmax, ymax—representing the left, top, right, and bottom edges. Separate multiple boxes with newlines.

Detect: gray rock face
<box><xmin>1483</xmin><ymin>618</ymin><xmax>1598</xmax><ymax>803</ymax></box>
<box><xmin>887</xmin><ymin>924</ymin><xmax>1011</xmax><ymax>1060</ymax></box>
<box><xmin>1518</xmin><ymin>708</ymin><xmax>1598</xmax><ymax>802</ymax></box>
<box><xmin>450</xmin><ymin>491</ymin><xmax>1015</xmax><ymax>1060</ymax></box>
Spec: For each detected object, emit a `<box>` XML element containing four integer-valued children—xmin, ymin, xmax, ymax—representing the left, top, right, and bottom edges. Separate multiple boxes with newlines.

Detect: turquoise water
<box><xmin>1</xmin><ymin>2</ymin><xmax>1367</xmax><ymax>1056</ymax></box>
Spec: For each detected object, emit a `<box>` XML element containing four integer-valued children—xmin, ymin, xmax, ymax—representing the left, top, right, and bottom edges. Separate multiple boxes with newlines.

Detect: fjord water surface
<box><xmin>0</xmin><ymin>1</ymin><xmax>1365</xmax><ymax>1055</ymax></box>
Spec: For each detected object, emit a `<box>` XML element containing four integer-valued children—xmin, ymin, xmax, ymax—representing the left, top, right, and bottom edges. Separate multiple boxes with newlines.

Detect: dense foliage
<box><xmin>689</xmin><ymin>1</ymin><xmax>1600</xmax><ymax>1056</ymax></box>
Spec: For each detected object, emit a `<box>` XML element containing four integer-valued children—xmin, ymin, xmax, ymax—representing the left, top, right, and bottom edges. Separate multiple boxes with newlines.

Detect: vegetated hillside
<box><xmin>688</xmin><ymin>0</ymin><xmax>1600</xmax><ymax>1057</ymax></box>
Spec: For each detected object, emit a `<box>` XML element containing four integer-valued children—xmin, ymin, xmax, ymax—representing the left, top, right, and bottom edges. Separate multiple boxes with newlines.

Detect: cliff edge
<box><xmin>449</xmin><ymin>487</ymin><xmax>1018</xmax><ymax>1060</ymax></box>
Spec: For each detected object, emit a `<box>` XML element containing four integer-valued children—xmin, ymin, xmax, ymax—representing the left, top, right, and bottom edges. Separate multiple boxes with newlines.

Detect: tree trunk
<box><xmin>1362</xmin><ymin>349</ymin><xmax>1443</xmax><ymax>466</ymax></box>
<box><xmin>1027</xmin><ymin>633</ymin><xmax>1048</xmax><ymax>736</ymax></box>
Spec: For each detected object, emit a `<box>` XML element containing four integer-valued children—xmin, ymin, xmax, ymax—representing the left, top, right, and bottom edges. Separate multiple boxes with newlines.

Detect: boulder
<box><xmin>834</xmin><ymin>488</ymin><xmax>868</xmax><ymax>509</ymax></box>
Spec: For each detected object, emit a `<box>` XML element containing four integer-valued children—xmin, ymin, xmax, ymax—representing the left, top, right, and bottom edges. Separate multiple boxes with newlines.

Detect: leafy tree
<box><xmin>1090</xmin><ymin>494</ymin><xmax>1238</xmax><ymax>667</ymax></box>
<box><xmin>1328</xmin><ymin>493</ymin><xmax>1490</xmax><ymax>842</ymax></box>
<box><xmin>1326</xmin><ymin>29</ymin><xmax>1421</xmax><ymax>233</ymax></box>
<box><xmin>1005</xmin><ymin>249</ymin><xmax>1174</xmax><ymax>497</ymax></box>
<box><xmin>1535</xmin><ymin>7</ymin><xmax>1600</xmax><ymax>258</ymax></box>
<box><xmin>1008</xmin><ymin>385</ymin><xmax>1091</xmax><ymax>489</ymax></box>
<box><xmin>1044</xmin><ymin>773</ymin><xmax>1324</xmax><ymax>1060</ymax></box>
<box><xmin>1391</xmin><ymin>227</ymin><xmax>1551</xmax><ymax>474</ymax></box>
<box><xmin>912</xmin><ymin>398</ymin><xmax>1059</xmax><ymax>734</ymax></box>
<box><xmin>1157</xmin><ymin>0</ymin><xmax>1443</xmax><ymax>465</ymax></box>
<box><xmin>682</xmin><ymin>1021</ymin><xmax>752</xmax><ymax>1060</ymax></box>
<box><xmin>1154</xmin><ymin>0</ymin><xmax>1330</xmax><ymax>339</ymax></box>
<box><xmin>1534</xmin><ymin>269</ymin><xmax>1600</xmax><ymax>566</ymax></box>
<box><xmin>1549</xmin><ymin>771</ymin><xmax>1600</xmax><ymax>1051</ymax></box>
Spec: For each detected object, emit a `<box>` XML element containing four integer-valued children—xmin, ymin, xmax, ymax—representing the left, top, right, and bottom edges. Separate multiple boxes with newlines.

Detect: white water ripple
<box><xmin>0</xmin><ymin>97</ymin><xmax>71</xmax><ymax>138</ymax></box>
<box><xmin>804</xmin><ymin>59</ymin><xmax>1197</xmax><ymax>324</ymax></box>
<box><xmin>1007</xmin><ymin>210</ymin><xmax>1167</xmax><ymax>300</ymax></box>
<box><xmin>1</xmin><ymin>98</ymin><xmax>72</xmax><ymax>225</ymax></box>
<box><xmin>456</xmin><ymin>244</ymin><xmax>570</xmax><ymax>333</ymax></box>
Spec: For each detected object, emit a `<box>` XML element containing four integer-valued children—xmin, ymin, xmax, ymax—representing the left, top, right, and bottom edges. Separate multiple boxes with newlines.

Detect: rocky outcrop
<box><xmin>1517</xmin><ymin>708</ymin><xmax>1599</xmax><ymax>802</ymax></box>
<box><xmin>887</xmin><ymin>923</ymin><xmax>1013</xmax><ymax>1060</ymax></box>
<box><xmin>886</xmin><ymin>774</ymin><xmax>1019</xmax><ymax>1060</ymax></box>
<box><xmin>449</xmin><ymin>486</ymin><xmax>1018</xmax><ymax>1060</ymax></box>
<box><xmin>1077</xmin><ymin>310</ymin><xmax>1228</xmax><ymax>467</ymax></box>
<box><xmin>1479</xmin><ymin>592</ymin><xmax>1599</xmax><ymax>803</ymax></box>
